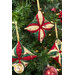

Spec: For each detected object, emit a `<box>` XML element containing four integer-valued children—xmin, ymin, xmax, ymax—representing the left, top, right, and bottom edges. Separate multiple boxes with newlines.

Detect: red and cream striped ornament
<box><xmin>24</xmin><ymin>10</ymin><xmax>54</xmax><ymax>43</ymax></box>
<box><xmin>12</xmin><ymin>41</ymin><xmax>37</xmax><ymax>69</ymax></box>
<box><xmin>48</xmin><ymin>39</ymin><xmax>62</xmax><ymax>65</ymax></box>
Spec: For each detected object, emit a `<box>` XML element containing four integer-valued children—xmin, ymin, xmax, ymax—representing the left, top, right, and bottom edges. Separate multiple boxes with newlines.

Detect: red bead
<box><xmin>59</xmin><ymin>50</ymin><xmax>62</xmax><ymax>54</ymax></box>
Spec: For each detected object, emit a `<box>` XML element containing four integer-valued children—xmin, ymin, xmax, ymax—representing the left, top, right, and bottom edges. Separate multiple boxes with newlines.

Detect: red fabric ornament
<box><xmin>43</xmin><ymin>66</ymin><xmax>58</xmax><ymax>75</ymax></box>
<box><xmin>24</xmin><ymin>11</ymin><xmax>54</xmax><ymax>43</ymax></box>
<box><xmin>48</xmin><ymin>39</ymin><xmax>62</xmax><ymax>65</ymax></box>
<box><xmin>12</xmin><ymin>41</ymin><xmax>37</xmax><ymax>67</ymax></box>
<box><xmin>51</xmin><ymin>8</ymin><xmax>56</xmax><ymax>12</ymax></box>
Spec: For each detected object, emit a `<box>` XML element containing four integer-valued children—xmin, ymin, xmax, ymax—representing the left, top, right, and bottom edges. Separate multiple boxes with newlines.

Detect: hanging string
<box><xmin>55</xmin><ymin>22</ymin><xmax>58</xmax><ymax>39</ymax></box>
<box><xmin>55</xmin><ymin>22</ymin><xmax>59</xmax><ymax>50</ymax></box>
<box><xmin>37</xmin><ymin>0</ymin><xmax>40</xmax><ymax>11</ymax></box>
<box><xmin>12</xmin><ymin>21</ymin><xmax>20</xmax><ymax>42</ymax></box>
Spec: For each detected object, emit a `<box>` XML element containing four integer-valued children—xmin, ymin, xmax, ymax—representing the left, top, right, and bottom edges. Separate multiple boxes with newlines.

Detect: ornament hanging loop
<box><xmin>12</xmin><ymin>21</ymin><xmax>20</xmax><ymax>42</ymax></box>
<box><xmin>55</xmin><ymin>22</ymin><xmax>58</xmax><ymax>39</ymax></box>
<box><xmin>37</xmin><ymin>0</ymin><xmax>41</xmax><ymax>11</ymax></box>
<box><xmin>15</xmin><ymin>21</ymin><xmax>20</xmax><ymax>42</ymax></box>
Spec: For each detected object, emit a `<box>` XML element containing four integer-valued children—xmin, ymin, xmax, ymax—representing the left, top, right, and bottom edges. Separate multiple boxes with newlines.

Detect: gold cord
<box><xmin>55</xmin><ymin>22</ymin><xmax>59</xmax><ymax>51</ymax></box>
<box><xmin>55</xmin><ymin>22</ymin><xmax>58</xmax><ymax>39</ymax></box>
<box><xmin>12</xmin><ymin>21</ymin><xmax>20</xmax><ymax>42</ymax></box>
<box><xmin>37</xmin><ymin>0</ymin><xmax>40</xmax><ymax>10</ymax></box>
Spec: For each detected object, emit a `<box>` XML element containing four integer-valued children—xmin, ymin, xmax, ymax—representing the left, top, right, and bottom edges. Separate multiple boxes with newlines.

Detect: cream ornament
<box><xmin>24</xmin><ymin>11</ymin><xmax>54</xmax><ymax>43</ymax></box>
<box><xmin>14</xmin><ymin>63</ymin><xmax>24</xmax><ymax>74</ymax></box>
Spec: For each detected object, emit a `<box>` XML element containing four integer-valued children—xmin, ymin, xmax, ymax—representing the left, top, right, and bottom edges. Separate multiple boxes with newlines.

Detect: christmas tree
<box><xmin>12</xmin><ymin>0</ymin><xmax>62</xmax><ymax>75</ymax></box>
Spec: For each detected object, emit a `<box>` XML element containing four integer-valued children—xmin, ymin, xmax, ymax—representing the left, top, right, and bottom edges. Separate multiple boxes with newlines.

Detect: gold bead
<box><xmin>35</xmin><ymin>50</ymin><xmax>39</xmax><ymax>52</ymax></box>
<box><xmin>14</xmin><ymin>63</ymin><xmax>24</xmax><ymax>74</ymax></box>
<box><xmin>49</xmin><ymin>34</ymin><xmax>51</xmax><ymax>36</ymax></box>
<box><xmin>57</xmin><ymin>68</ymin><xmax>61</xmax><ymax>72</ymax></box>
<box><xmin>51</xmin><ymin>21</ymin><xmax>54</xmax><ymax>23</ymax></box>
<box><xmin>42</xmin><ymin>12</ymin><xmax>44</xmax><ymax>14</ymax></box>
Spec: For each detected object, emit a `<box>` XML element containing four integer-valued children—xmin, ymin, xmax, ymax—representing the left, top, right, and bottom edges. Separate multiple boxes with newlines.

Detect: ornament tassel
<box><xmin>37</xmin><ymin>0</ymin><xmax>40</xmax><ymax>10</ymax></box>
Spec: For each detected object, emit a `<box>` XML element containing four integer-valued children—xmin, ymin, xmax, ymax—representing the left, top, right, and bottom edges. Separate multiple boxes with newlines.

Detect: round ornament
<box><xmin>14</xmin><ymin>63</ymin><xmax>24</xmax><ymax>74</ymax></box>
<box><xmin>43</xmin><ymin>66</ymin><xmax>58</xmax><ymax>75</ymax></box>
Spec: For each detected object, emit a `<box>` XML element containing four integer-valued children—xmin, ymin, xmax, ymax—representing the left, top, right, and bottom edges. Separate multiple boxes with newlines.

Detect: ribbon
<box><xmin>12</xmin><ymin>21</ymin><xmax>20</xmax><ymax>42</ymax></box>
<box><xmin>55</xmin><ymin>22</ymin><xmax>58</xmax><ymax>39</ymax></box>
<box><xmin>37</xmin><ymin>0</ymin><xmax>40</xmax><ymax>11</ymax></box>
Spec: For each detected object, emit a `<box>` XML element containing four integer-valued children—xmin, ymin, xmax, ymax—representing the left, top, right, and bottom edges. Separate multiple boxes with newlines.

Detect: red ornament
<box><xmin>43</xmin><ymin>66</ymin><xmax>58</xmax><ymax>75</ymax></box>
<box><xmin>48</xmin><ymin>39</ymin><xmax>62</xmax><ymax>65</ymax></box>
<box><xmin>51</xmin><ymin>8</ymin><xmax>56</xmax><ymax>12</ymax></box>
<box><xmin>12</xmin><ymin>41</ymin><xmax>37</xmax><ymax>67</ymax></box>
